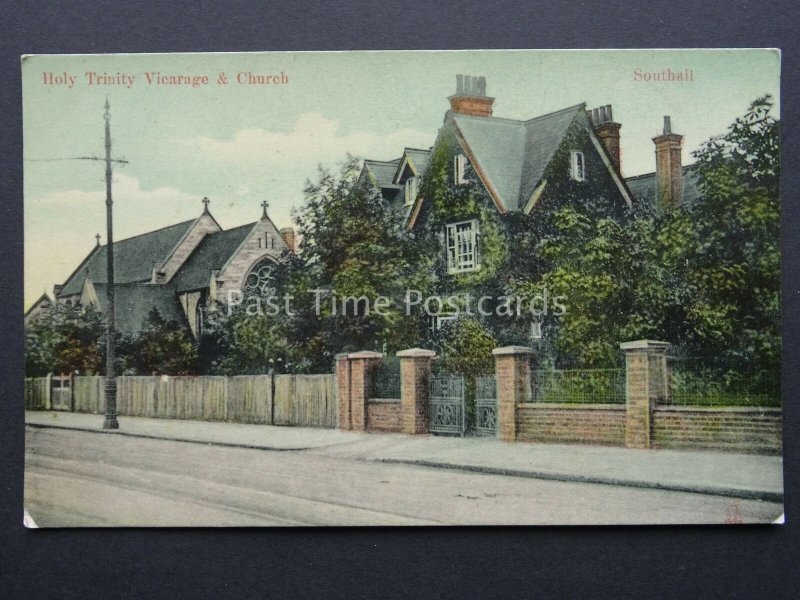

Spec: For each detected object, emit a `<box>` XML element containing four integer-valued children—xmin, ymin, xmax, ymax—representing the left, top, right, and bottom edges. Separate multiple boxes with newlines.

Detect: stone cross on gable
<box><xmin>261</xmin><ymin>200</ymin><xmax>269</xmax><ymax>218</ymax></box>
<box><xmin>202</xmin><ymin>196</ymin><xmax>211</xmax><ymax>211</ymax></box>
<box><xmin>95</xmin><ymin>233</ymin><xmax>101</xmax><ymax>246</ymax></box>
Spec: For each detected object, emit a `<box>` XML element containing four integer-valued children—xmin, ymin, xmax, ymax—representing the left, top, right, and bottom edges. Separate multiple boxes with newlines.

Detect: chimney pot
<box><xmin>449</xmin><ymin>74</ymin><xmax>494</xmax><ymax>117</ymax></box>
<box><xmin>606</xmin><ymin>105</ymin><xmax>613</xmax><ymax>122</ymax></box>
<box><xmin>653</xmin><ymin>116</ymin><xmax>683</xmax><ymax>208</ymax></box>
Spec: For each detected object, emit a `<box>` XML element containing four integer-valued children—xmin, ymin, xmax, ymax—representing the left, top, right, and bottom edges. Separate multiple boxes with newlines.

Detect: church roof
<box><xmin>172</xmin><ymin>222</ymin><xmax>255</xmax><ymax>292</ymax></box>
<box><xmin>625</xmin><ymin>165</ymin><xmax>701</xmax><ymax>207</ymax></box>
<box><xmin>92</xmin><ymin>282</ymin><xmax>187</xmax><ymax>334</ymax></box>
<box><xmin>451</xmin><ymin>104</ymin><xmax>585</xmax><ymax>211</ymax></box>
<box><xmin>59</xmin><ymin>219</ymin><xmax>196</xmax><ymax>297</ymax></box>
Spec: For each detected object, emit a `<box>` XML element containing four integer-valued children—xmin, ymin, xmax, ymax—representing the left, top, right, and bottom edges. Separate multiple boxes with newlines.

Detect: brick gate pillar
<box><xmin>492</xmin><ymin>346</ymin><xmax>533</xmax><ymax>442</ymax></box>
<box><xmin>335</xmin><ymin>353</ymin><xmax>352</xmax><ymax>430</ymax></box>
<box><xmin>336</xmin><ymin>351</ymin><xmax>383</xmax><ymax>431</ymax></box>
<box><xmin>397</xmin><ymin>348</ymin><xmax>436</xmax><ymax>434</ymax></box>
<box><xmin>620</xmin><ymin>340</ymin><xmax>670</xmax><ymax>449</ymax></box>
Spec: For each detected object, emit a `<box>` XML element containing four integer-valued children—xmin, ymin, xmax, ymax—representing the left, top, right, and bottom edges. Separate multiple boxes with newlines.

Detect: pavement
<box><xmin>25</xmin><ymin>410</ymin><xmax>784</xmax><ymax>503</ymax></box>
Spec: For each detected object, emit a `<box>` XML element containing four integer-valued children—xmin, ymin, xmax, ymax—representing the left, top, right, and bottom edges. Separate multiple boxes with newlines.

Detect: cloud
<box><xmin>31</xmin><ymin>173</ymin><xmax>197</xmax><ymax>207</ymax></box>
<box><xmin>177</xmin><ymin>112</ymin><xmax>434</xmax><ymax>169</ymax></box>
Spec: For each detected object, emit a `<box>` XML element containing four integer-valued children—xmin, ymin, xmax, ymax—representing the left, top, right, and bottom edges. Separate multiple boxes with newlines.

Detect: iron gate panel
<box><xmin>475</xmin><ymin>375</ymin><xmax>497</xmax><ymax>437</ymax></box>
<box><xmin>429</xmin><ymin>374</ymin><xmax>465</xmax><ymax>435</ymax></box>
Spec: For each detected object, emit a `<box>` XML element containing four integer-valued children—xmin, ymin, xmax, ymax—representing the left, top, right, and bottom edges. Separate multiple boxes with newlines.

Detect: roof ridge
<box><xmin>365</xmin><ymin>158</ymin><xmax>401</xmax><ymax>165</ymax></box>
<box><xmin>404</xmin><ymin>147</ymin><xmax>431</xmax><ymax>153</ymax></box>
<box><xmin>523</xmin><ymin>103</ymin><xmax>586</xmax><ymax>124</ymax></box>
<box><xmin>96</xmin><ymin>218</ymin><xmax>196</xmax><ymax>246</ymax></box>
<box><xmin>625</xmin><ymin>163</ymin><xmax>697</xmax><ymax>181</ymax></box>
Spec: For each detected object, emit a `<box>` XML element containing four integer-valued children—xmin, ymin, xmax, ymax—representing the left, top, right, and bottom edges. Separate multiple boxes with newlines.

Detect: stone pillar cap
<box><xmin>396</xmin><ymin>348</ymin><xmax>437</xmax><ymax>358</ymax></box>
<box><xmin>619</xmin><ymin>340</ymin><xmax>671</xmax><ymax>352</ymax></box>
<box><xmin>347</xmin><ymin>350</ymin><xmax>384</xmax><ymax>359</ymax></box>
<box><xmin>492</xmin><ymin>346</ymin><xmax>534</xmax><ymax>356</ymax></box>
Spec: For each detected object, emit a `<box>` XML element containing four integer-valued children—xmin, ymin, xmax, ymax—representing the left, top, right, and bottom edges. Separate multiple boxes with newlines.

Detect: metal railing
<box><xmin>667</xmin><ymin>360</ymin><xmax>780</xmax><ymax>407</ymax></box>
<box><xmin>531</xmin><ymin>368</ymin><xmax>625</xmax><ymax>404</ymax></box>
<box><xmin>371</xmin><ymin>356</ymin><xmax>401</xmax><ymax>399</ymax></box>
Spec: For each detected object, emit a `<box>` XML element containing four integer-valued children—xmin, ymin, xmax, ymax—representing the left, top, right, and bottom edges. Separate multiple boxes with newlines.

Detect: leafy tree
<box><xmin>291</xmin><ymin>156</ymin><xmax>432</xmax><ymax>364</ymax></box>
<box><xmin>25</xmin><ymin>303</ymin><xmax>105</xmax><ymax>376</ymax></box>
<box><xmin>122</xmin><ymin>308</ymin><xmax>198</xmax><ymax>375</ymax></box>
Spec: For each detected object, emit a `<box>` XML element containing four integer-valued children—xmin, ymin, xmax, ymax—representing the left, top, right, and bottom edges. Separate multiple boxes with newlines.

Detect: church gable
<box><xmin>157</xmin><ymin>202</ymin><xmax>222</xmax><ymax>284</ymax></box>
<box><xmin>215</xmin><ymin>210</ymin><xmax>291</xmax><ymax>301</ymax></box>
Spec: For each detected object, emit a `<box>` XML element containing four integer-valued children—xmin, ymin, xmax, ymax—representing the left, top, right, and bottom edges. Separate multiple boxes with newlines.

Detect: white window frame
<box><xmin>454</xmin><ymin>153</ymin><xmax>468</xmax><ymax>185</ymax></box>
<box><xmin>404</xmin><ymin>176</ymin><xmax>419</xmax><ymax>207</ymax></box>
<box><xmin>570</xmin><ymin>150</ymin><xmax>585</xmax><ymax>182</ymax></box>
<box><xmin>445</xmin><ymin>219</ymin><xmax>480</xmax><ymax>274</ymax></box>
<box><xmin>429</xmin><ymin>313</ymin><xmax>458</xmax><ymax>332</ymax></box>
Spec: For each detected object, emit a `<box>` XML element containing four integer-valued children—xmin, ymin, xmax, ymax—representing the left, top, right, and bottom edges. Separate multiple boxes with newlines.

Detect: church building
<box><xmin>40</xmin><ymin>200</ymin><xmax>295</xmax><ymax>339</ymax></box>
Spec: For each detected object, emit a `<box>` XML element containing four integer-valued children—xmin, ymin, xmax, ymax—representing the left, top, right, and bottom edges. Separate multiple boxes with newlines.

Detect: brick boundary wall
<box><xmin>653</xmin><ymin>406</ymin><xmax>783</xmax><ymax>455</ymax></box>
<box><xmin>366</xmin><ymin>399</ymin><xmax>402</xmax><ymax>433</ymax></box>
<box><xmin>516</xmin><ymin>403</ymin><xmax>626</xmax><ymax>446</ymax></box>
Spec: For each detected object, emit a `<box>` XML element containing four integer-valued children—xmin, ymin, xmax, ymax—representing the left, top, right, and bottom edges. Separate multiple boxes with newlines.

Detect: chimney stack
<box><xmin>589</xmin><ymin>104</ymin><xmax>622</xmax><ymax>172</ymax></box>
<box><xmin>653</xmin><ymin>115</ymin><xmax>684</xmax><ymax>208</ymax></box>
<box><xmin>280</xmin><ymin>227</ymin><xmax>296</xmax><ymax>253</ymax></box>
<box><xmin>448</xmin><ymin>74</ymin><xmax>494</xmax><ymax>118</ymax></box>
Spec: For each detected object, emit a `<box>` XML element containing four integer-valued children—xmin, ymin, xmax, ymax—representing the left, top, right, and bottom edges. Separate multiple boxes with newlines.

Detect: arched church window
<box><xmin>244</xmin><ymin>257</ymin><xmax>277</xmax><ymax>296</ymax></box>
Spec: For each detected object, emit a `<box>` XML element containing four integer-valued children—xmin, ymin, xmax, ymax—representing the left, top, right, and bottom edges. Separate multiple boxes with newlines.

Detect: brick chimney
<box><xmin>448</xmin><ymin>75</ymin><xmax>494</xmax><ymax>117</ymax></box>
<box><xmin>280</xmin><ymin>227</ymin><xmax>296</xmax><ymax>253</ymax></box>
<box><xmin>589</xmin><ymin>105</ymin><xmax>622</xmax><ymax>172</ymax></box>
<box><xmin>653</xmin><ymin>116</ymin><xmax>684</xmax><ymax>208</ymax></box>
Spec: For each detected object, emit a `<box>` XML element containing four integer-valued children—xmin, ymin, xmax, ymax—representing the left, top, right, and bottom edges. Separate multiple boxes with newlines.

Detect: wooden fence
<box><xmin>24</xmin><ymin>374</ymin><xmax>336</xmax><ymax>428</ymax></box>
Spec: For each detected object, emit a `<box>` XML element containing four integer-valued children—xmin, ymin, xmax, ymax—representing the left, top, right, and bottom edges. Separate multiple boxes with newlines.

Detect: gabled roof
<box><xmin>363</xmin><ymin>158</ymin><xmax>402</xmax><ymax>188</ymax></box>
<box><xmin>452</xmin><ymin>104</ymin><xmax>584</xmax><ymax>211</ymax></box>
<box><xmin>92</xmin><ymin>282</ymin><xmax>187</xmax><ymax>334</ymax></box>
<box><xmin>59</xmin><ymin>219</ymin><xmax>196</xmax><ymax>297</ymax></box>
<box><xmin>625</xmin><ymin>165</ymin><xmax>701</xmax><ymax>207</ymax></box>
<box><xmin>172</xmin><ymin>222</ymin><xmax>255</xmax><ymax>292</ymax></box>
<box><xmin>393</xmin><ymin>147</ymin><xmax>432</xmax><ymax>183</ymax></box>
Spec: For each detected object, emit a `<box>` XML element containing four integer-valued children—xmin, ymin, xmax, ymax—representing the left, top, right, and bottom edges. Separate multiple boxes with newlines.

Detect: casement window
<box><xmin>570</xmin><ymin>150</ymin><xmax>585</xmax><ymax>181</ymax></box>
<box><xmin>429</xmin><ymin>313</ymin><xmax>458</xmax><ymax>332</ymax></box>
<box><xmin>404</xmin><ymin>176</ymin><xmax>419</xmax><ymax>207</ymax></box>
<box><xmin>454</xmin><ymin>153</ymin><xmax>468</xmax><ymax>184</ymax></box>
<box><xmin>445</xmin><ymin>219</ymin><xmax>480</xmax><ymax>274</ymax></box>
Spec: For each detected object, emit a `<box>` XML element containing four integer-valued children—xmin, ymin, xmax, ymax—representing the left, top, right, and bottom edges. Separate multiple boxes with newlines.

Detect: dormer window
<box><xmin>404</xmin><ymin>176</ymin><xmax>419</xmax><ymax>207</ymax></box>
<box><xmin>445</xmin><ymin>219</ymin><xmax>480</xmax><ymax>274</ymax></box>
<box><xmin>454</xmin><ymin>154</ymin><xmax>468</xmax><ymax>185</ymax></box>
<box><xmin>570</xmin><ymin>150</ymin><xmax>585</xmax><ymax>181</ymax></box>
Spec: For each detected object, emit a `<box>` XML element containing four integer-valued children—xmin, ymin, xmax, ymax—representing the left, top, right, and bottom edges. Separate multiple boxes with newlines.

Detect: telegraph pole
<box><xmin>29</xmin><ymin>99</ymin><xmax>128</xmax><ymax>428</ymax></box>
<box><xmin>102</xmin><ymin>99</ymin><xmax>119</xmax><ymax>429</ymax></box>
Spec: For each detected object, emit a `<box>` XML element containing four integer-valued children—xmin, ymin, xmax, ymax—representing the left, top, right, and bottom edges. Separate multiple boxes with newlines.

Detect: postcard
<box><xmin>22</xmin><ymin>49</ymin><xmax>782</xmax><ymax>526</ymax></box>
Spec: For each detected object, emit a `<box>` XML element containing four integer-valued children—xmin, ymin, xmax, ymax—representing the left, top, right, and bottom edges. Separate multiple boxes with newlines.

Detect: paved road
<box><xmin>25</xmin><ymin>427</ymin><xmax>783</xmax><ymax>526</ymax></box>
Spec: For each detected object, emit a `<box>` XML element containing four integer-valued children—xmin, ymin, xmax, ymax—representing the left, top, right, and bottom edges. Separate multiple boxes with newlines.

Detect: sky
<box><xmin>22</xmin><ymin>49</ymin><xmax>780</xmax><ymax>309</ymax></box>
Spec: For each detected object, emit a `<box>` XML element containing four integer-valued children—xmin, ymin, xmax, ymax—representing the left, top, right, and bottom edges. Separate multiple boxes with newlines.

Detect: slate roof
<box><xmin>364</xmin><ymin>159</ymin><xmax>402</xmax><ymax>188</ymax></box>
<box><xmin>397</xmin><ymin>148</ymin><xmax>432</xmax><ymax>181</ymax></box>
<box><xmin>59</xmin><ymin>219</ymin><xmax>196</xmax><ymax>297</ymax></box>
<box><xmin>625</xmin><ymin>165</ymin><xmax>701</xmax><ymax>207</ymax></box>
<box><xmin>452</xmin><ymin>104</ymin><xmax>584</xmax><ymax>211</ymax></box>
<box><xmin>172</xmin><ymin>222</ymin><xmax>255</xmax><ymax>292</ymax></box>
<box><xmin>92</xmin><ymin>282</ymin><xmax>187</xmax><ymax>334</ymax></box>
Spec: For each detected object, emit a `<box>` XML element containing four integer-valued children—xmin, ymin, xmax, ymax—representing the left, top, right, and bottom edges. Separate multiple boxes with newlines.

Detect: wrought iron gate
<box><xmin>475</xmin><ymin>375</ymin><xmax>497</xmax><ymax>437</ymax></box>
<box><xmin>429</xmin><ymin>374</ymin><xmax>466</xmax><ymax>435</ymax></box>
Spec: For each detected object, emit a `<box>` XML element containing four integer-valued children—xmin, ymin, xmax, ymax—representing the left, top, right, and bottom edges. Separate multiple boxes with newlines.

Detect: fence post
<box><xmin>45</xmin><ymin>372</ymin><xmax>52</xmax><ymax>410</ymax></box>
<box><xmin>620</xmin><ymin>340</ymin><xmax>670</xmax><ymax>449</ymax></box>
<box><xmin>492</xmin><ymin>346</ymin><xmax>533</xmax><ymax>442</ymax></box>
<box><xmin>397</xmin><ymin>348</ymin><xmax>436</xmax><ymax>435</ymax></box>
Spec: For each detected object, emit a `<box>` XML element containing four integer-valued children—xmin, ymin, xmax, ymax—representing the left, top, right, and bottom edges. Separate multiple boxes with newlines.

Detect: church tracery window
<box><xmin>244</xmin><ymin>257</ymin><xmax>277</xmax><ymax>296</ymax></box>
